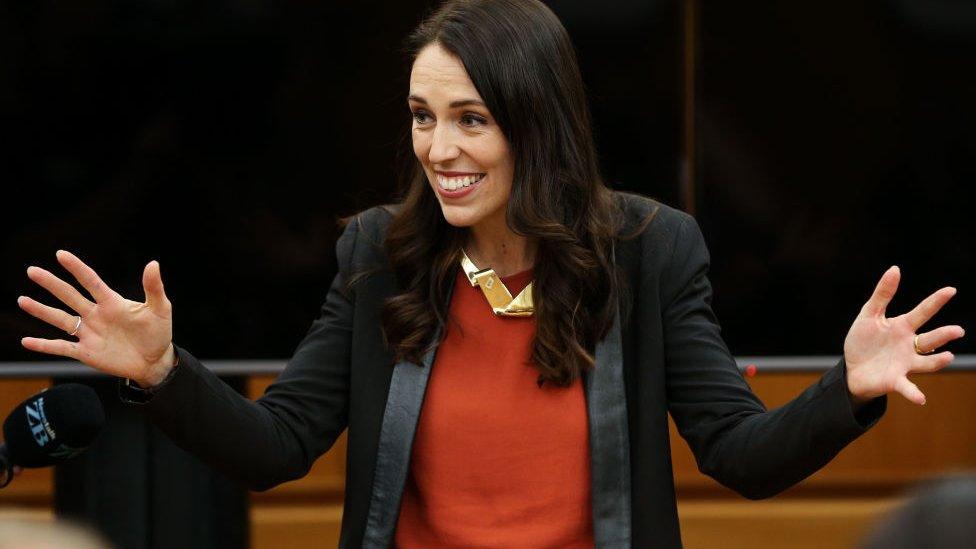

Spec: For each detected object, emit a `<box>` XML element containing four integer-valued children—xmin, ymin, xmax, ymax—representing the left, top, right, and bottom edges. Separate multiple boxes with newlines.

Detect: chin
<box><xmin>437</xmin><ymin>204</ymin><xmax>481</xmax><ymax>228</ymax></box>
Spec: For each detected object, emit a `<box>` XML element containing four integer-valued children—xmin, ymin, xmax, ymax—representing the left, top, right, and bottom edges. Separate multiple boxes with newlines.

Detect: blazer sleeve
<box><xmin>121</xmin><ymin>212</ymin><xmax>363</xmax><ymax>491</ymax></box>
<box><xmin>660</xmin><ymin>212</ymin><xmax>886</xmax><ymax>500</ymax></box>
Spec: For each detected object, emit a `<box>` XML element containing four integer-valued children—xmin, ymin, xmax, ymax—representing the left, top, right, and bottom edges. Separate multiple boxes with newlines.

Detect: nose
<box><xmin>427</xmin><ymin>122</ymin><xmax>461</xmax><ymax>164</ymax></box>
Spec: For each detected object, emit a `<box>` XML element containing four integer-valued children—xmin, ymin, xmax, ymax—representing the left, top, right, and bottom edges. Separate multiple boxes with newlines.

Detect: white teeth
<box><xmin>437</xmin><ymin>173</ymin><xmax>485</xmax><ymax>191</ymax></box>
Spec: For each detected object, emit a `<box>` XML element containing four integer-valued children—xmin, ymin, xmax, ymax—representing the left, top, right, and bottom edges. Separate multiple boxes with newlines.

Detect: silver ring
<box><xmin>68</xmin><ymin>316</ymin><xmax>82</xmax><ymax>336</ymax></box>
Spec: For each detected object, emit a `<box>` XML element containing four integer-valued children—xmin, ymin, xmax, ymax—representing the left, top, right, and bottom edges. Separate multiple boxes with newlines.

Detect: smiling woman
<box><xmin>384</xmin><ymin>0</ymin><xmax>625</xmax><ymax>392</ymax></box>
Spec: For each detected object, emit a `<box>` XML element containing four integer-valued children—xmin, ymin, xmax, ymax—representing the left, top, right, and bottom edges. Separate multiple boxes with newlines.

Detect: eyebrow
<box><xmin>408</xmin><ymin>94</ymin><xmax>486</xmax><ymax>108</ymax></box>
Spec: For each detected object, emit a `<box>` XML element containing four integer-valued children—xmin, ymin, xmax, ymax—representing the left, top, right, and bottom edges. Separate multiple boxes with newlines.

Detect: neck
<box><xmin>465</xmin><ymin>214</ymin><xmax>535</xmax><ymax>278</ymax></box>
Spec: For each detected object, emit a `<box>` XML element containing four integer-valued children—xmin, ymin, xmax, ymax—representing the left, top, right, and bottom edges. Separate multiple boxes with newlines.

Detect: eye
<box><xmin>412</xmin><ymin>110</ymin><xmax>432</xmax><ymax>125</ymax></box>
<box><xmin>460</xmin><ymin>113</ymin><xmax>487</xmax><ymax>127</ymax></box>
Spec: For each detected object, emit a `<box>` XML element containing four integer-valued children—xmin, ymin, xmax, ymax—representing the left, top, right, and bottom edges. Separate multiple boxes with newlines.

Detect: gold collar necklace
<box><xmin>459</xmin><ymin>248</ymin><xmax>534</xmax><ymax>317</ymax></box>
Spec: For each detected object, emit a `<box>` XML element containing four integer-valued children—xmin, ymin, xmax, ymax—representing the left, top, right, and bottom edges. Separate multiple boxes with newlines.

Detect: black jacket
<box><xmin>126</xmin><ymin>192</ymin><xmax>886</xmax><ymax>548</ymax></box>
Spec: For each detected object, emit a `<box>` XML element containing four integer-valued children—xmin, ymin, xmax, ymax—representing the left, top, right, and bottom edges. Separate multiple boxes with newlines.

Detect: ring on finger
<box><xmin>67</xmin><ymin>316</ymin><xmax>82</xmax><ymax>337</ymax></box>
<box><xmin>913</xmin><ymin>333</ymin><xmax>933</xmax><ymax>355</ymax></box>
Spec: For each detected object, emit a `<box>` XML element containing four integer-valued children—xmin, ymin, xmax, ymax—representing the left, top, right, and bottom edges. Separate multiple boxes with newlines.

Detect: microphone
<box><xmin>0</xmin><ymin>383</ymin><xmax>105</xmax><ymax>487</ymax></box>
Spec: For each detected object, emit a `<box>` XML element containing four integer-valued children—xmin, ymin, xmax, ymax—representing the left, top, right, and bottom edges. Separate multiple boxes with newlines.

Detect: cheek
<box><xmin>484</xmin><ymin>141</ymin><xmax>514</xmax><ymax>193</ymax></box>
<box><xmin>492</xmin><ymin>175</ymin><xmax>514</xmax><ymax>205</ymax></box>
<box><xmin>473</xmin><ymin>136</ymin><xmax>512</xmax><ymax>172</ymax></box>
<box><xmin>412</xmin><ymin>132</ymin><xmax>429</xmax><ymax>162</ymax></box>
<box><xmin>485</xmin><ymin>137</ymin><xmax>513</xmax><ymax>174</ymax></box>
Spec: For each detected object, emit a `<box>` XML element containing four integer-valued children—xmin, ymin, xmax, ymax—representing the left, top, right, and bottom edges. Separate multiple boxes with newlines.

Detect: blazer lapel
<box><xmin>586</xmin><ymin>309</ymin><xmax>634</xmax><ymax>548</ymax></box>
<box><xmin>361</xmin><ymin>344</ymin><xmax>437</xmax><ymax>548</ymax></box>
<box><xmin>361</xmin><ymin>279</ymin><xmax>454</xmax><ymax>548</ymax></box>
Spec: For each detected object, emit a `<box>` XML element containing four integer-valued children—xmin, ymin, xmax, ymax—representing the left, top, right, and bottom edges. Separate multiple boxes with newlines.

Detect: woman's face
<box><xmin>409</xmin><ymin>43</ymin><xmax>515</xmax><ymax>229</ymax></box>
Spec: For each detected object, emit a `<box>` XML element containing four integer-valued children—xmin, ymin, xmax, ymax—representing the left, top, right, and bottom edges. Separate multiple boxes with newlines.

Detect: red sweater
<box><xmin>395</xmin><ymin>268</ymin><xmax>594</xmax><ymax>548</ymax></box>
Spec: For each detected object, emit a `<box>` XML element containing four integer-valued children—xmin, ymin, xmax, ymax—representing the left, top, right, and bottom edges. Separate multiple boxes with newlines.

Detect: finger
<box><xmin>861</xmin><ymin>266</ymin><xmax>900</xmax><ymax>318</ymax></box>
<box><xmin>912</xmin><ymin>351</ymin><xmax>955</xmax><ymax>374</ymax></box>
<box><xmin>20</xmin><ymin>337</ymin><xmax>79</xmax><ymax>360</ymax></box>
<box><xmin>26</xmin><ymin>266</ymin><xmax>94</xmax><ymax>316</ymax></box>
<box><xmin>142</xmin><ymin>260</ymin><xmax>171</xmax><ymax>314</ymax></box>
<box><xmin>56</xmin><ymin>250</ymin><xmax>116</xmax><ymax>304</ymax></box>
<box><xmin>914</xmin><ymin>325</ymin><xmax>965</xmax><ymax>355</ymax></box>
<box><xmin>894</xmin><ymin>376</ymin><xmax>926</xmax><ymax>406</ymax></box>
<box><xmin>904</xmin><ymin>287</ymin><xmax>957</xmax><ymax>331</ymax></box>
<box><xmin>17</xmin><ymin>296</ymin><xmax>80</xmax><ymax>334</ymax></box>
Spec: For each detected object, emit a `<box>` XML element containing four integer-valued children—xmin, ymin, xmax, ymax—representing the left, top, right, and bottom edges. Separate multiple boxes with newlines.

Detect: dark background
<box><xmin>2</xmin><ymin>0</ymin><xmax>972</xmax><ymax>363</ymax></box>
<box><xmin>697</xmin><ymin>1</ymin><xmax>974</xmax><ymax>354</ymax></box>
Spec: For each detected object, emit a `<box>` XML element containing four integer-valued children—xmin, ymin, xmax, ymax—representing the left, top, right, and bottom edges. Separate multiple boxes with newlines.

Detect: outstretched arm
<box><xmin>19</xmin><ymin>217</ymin><xmax>363</xmax><ymax>491</ymax></box>
<box><xmin>661</xmin><ymin>214</ymin><xmax>963</xmax><ymax>499</ymax></box>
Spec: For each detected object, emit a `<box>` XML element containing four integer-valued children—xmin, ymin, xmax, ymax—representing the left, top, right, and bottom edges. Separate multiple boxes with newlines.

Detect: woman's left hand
<box><xmin>844</xmin><ymin>266</ymin><xmax>964</xmax><ymax>406</ymax></box>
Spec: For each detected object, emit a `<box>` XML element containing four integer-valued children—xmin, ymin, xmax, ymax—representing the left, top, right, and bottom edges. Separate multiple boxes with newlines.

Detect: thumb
<box><xmin>861</xmin><ymin>265</ymin><xmax>900</xmax><ymax>318</ymax></box>
<box><xmin>894</xmin><ymin>376</ymin><xmax>926</xmax><ymax>406</ymax></box>
<box><xmin>143</xmin><ymin>260</ymin><xmax>171</xmax><ymax>314</ymax></box>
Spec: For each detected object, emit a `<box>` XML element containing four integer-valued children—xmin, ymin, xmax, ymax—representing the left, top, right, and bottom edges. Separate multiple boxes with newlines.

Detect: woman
<box><xmin>17</xmin><ymin>0</ymin><xmax>964</xmax><ymax>547</ymax></box>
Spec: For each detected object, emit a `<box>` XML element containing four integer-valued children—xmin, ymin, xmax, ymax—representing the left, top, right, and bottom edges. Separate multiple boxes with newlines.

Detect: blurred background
<box><xmin>1</xmin><ymin>1</ymin><xmax>973</xmax><ymax>548</ymax></box>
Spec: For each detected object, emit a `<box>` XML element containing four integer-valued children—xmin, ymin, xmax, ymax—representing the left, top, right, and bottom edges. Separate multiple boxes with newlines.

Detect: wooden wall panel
<box><xmin>251</xmin><ymin>505</ymin><xmax>342</xmax><ymax>548</ymax></box>
<box><xmin>676</xmin><ymin>498</ymin><xmax>903</xmax><ymax>549</ymax></box>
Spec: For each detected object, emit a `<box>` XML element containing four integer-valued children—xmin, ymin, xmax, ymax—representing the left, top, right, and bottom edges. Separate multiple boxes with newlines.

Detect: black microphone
<box><xmin>0</xmin><ymin>383</ymin><xmax>105</xmax><ymax>487</ymax></box>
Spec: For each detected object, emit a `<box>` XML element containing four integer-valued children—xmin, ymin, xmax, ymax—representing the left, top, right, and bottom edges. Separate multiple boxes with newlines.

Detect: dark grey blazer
<box><xmin>127</xmin><ymin>192</ymin><xmax>886</xmax><ymax>548</ymax></box>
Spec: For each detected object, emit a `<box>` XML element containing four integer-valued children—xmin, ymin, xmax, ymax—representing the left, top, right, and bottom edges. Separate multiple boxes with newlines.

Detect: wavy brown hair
<box><xmin>382</xmin><ymin>0</ymin><xmax>626</xmax><ymax>387</ymax></box>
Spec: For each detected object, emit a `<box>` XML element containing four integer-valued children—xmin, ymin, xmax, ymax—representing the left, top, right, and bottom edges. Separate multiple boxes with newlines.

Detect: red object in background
<box><xmin>745</xmin><ymin>364</ymin><xmax>757</xmax><ymax>377</ymax></box>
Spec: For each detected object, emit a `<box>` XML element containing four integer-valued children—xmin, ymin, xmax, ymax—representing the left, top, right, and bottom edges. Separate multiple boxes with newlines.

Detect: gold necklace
<box><xmin>459</xmin><ymin>248</ymin><xmax>534</xmax><ymax>317</ymax></box>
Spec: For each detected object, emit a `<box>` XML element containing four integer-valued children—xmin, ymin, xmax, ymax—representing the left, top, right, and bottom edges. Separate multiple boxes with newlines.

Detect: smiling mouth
<box><xmin>436</xmin><ymin>172</ymin><xmax>486</xmax><ymax>191</ymax></box>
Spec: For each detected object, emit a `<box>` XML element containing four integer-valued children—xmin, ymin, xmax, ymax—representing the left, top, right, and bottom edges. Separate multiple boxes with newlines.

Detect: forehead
<box><xmin>409</xmin><ymin>44</ymin><xmax>481</xmax><ymax>99</ymax></box>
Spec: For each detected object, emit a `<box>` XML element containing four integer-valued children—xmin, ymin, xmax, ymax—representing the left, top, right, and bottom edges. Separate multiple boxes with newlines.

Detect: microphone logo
<box><xmin>24</xmin><ymin>397</ymin><xmax>55</xmax><ymax>447</ymax></box>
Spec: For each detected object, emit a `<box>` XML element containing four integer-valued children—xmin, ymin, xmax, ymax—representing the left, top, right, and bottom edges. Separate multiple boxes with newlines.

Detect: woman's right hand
<box><xmin>18</xmin><ymin>250</ymin><xmax>176</xmax><ymax>388</ymax></box>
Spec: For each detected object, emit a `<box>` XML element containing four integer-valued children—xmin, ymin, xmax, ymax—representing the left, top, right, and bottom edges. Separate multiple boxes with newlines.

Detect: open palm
<box><xmin>844</xmin><ymin>266</ymin><xmax>964</xmax><ymax>405</ymax></box>
<box><xmin>19</xmin><ymin>250</ymin><xmax>175</xmax><ymax>386</ymax></box>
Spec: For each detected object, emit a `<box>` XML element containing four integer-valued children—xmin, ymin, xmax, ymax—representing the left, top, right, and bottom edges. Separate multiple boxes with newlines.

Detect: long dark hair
<box><xmin>382</xmin><ymin>0</ymin><xmax>624</xmax><ymax>387</ymax></box>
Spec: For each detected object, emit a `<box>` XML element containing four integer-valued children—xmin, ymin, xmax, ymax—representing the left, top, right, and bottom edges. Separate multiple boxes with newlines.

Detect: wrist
<box><xmin>849</xmin><ymin>390</ymin><xmax>872</xmax><ymax>409</ymax></box>
<box><xmin>845</xmin><ymin>366</ymin><xmax>873</xmax><ymax>407</ymax></box>
<box><xmin>136</xmin><ymin>343</ymin><xmax>177</xmax><ymax>388</ymax></box>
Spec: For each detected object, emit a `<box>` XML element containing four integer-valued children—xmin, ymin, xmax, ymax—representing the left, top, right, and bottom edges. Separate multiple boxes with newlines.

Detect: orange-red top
<box><xmin>395</xmin><ymin>268</ymin><xmax>594</xmax><ymax>548</ymax></box>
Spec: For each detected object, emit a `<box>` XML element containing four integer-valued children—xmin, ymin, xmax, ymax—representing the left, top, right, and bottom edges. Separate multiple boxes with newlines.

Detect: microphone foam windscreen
<box><xmin>2</xmin><ymin>383</ymin><xmax>105</xmax><ymax>468</ymax></box>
